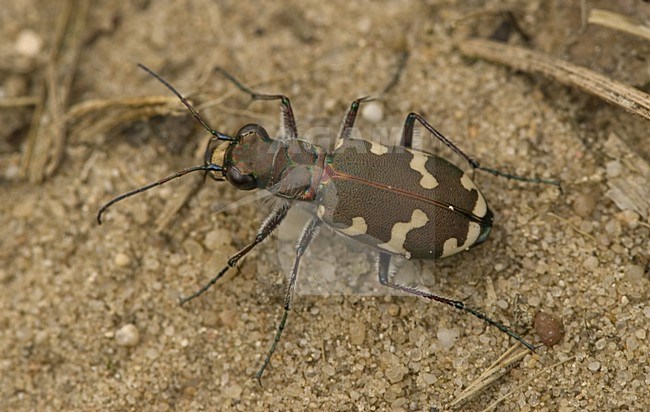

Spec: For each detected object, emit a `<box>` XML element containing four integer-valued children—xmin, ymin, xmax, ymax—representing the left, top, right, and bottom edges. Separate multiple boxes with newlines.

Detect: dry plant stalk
<box><xmin>458</xmin><ymin>39</ymin><xmax>650</xmax><ymax>121</ymax></box>
<box><xmin>65</xmin><ymin>96</ymin><xmax>183</xmax><ymax>142</ymax></box>
<box><xmin>449</xmin><ymin>345</ymin><xmax>529</xmax><ymax>409</ymax></box>
<box><xmin>588</xmin><ymin>9</ymin><xmax>650</xmax><ymax>41</ymax></box>
<box><xmin>20</xmin><ymin>0</ymin><xmax>89</xmax><ymax>183</ymax></box>
<box><xmin>604</xmin><ymin>133</ymin><xmax>650</xmax><ymax>220</ymax></box>
<box><xmin>479</xmin><ymin>356</ymin><xmax>575</xmax><ymax>412</ymax></box>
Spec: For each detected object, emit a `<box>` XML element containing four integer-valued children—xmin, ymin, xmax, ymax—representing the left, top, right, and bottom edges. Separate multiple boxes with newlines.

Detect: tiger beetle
<box><xmin>98</xmin><ymin>64</ymin><xmax>560</xmax><ymax>382</ymax></box>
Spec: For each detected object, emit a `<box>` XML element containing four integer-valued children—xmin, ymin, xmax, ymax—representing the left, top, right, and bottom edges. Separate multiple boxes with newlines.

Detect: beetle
<box><xmin>98</xmin><ymin>64</ymin><xmax>560</xmax><ymax>380</ymax></box>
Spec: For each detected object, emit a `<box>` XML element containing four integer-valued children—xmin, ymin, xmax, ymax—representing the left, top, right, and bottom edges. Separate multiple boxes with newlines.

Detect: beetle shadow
<box><xmin>268</xmin><ymin>204</ymin><xmax>438</xmax><ymax>297</ymax></box>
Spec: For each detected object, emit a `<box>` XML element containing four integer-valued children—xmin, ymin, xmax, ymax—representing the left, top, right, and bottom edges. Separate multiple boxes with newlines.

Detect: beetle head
<box><xmin>205</xmin><ymin>123</ymin><xmax>277</xmax><ymax>191</ymax></box>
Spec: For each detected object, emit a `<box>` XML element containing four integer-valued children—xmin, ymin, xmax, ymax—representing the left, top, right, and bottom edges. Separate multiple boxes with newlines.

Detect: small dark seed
<box><xmin>534</xmin><ymin>312</ymin><xmax>565</xmax><ymax>346</ymax></box>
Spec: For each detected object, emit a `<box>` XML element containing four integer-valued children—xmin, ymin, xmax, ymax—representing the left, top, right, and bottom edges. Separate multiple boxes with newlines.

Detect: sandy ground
<box><xmin>1</xmin><ymin>1</ymin><xmax>649</xmax><ymax>411</ymax></box>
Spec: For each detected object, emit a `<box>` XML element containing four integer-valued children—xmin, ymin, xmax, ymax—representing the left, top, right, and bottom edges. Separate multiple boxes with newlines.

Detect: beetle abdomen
<box><xmin>316</xmin><ymin>139</ymin><xmax>493</xmax><ymax>259</ymax></box>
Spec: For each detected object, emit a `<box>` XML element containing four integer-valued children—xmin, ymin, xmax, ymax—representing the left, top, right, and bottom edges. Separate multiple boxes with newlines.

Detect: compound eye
<box><xmin>226</xmin><ymin>167</ymin><xmax>257</xmax><ymax>190</ymax></box>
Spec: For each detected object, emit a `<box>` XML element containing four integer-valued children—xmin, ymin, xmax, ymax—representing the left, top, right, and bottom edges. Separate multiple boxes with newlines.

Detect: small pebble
<box><xmin>528</xmin><ymin>296</ymin><xmax>541</xmax><ymax>307</ymax></box>
<box><xmin>387</xmin><ymin>304</ymin><xmax>400</xmax><ymax>317</ymax></box>
<box><xmin>183</xmin><ymin>239</ymin><xmax>204</xmax><ymax>259</ymax></box>
<box><xmin>222</xmin><ymin>383</ymin><xmax>243</xmax><ymax>399</ymax></box>
<box><xmin>358</xmin><ymin>16</ymin><xmax>372</xmax><ymax>33</ymax></box>
<box><xmin>436</xmin><ymin>327</ymin><xmax>459</xmax><ymax>349</ymax></box>
<box><xmin>115</xmin><ymin>324</ymin><xmax>140</xmax><ymax>347</ymax></box>
<box><xmin>616</xmin><ymin>210</ymin><xmax>639</xmax><ymax>229</ymax></box>
<box><xmin>5</xmin><ymin>165</ymin><xmax>20</xmax><ymax>180</ymax></box>
<box><xmin>349</xmin><ymin>321</ymin><xmax>366</xmax><ymax>345</ymax></box>
<box><xmin>625</xmin><ymin>336</ymin><xmax>638</xmax><ymax>351</ymax></box>
<box><xmin>583</xmin><ymin>256</ymin><xmax>599</xmax><ymax>271</ymax></box>
<box><xmin>219</xmin><ymin>309</ymin><xmax>238</xmax><ymax>328</ymax></box>
<box><xmin>143</xmin><ymin>256</ymin><xmax>160</xmax><ymax>271</ymax></box>
<box><xmin>322</xmin><ymin>364</ymin><xmax>336</xmax><ymax>377</ymax></box>
<box><xmin>605</xmin><ymin>160</ymin><xmax>622</xmax><ymax>178</ymax></box>
<box><xmin>204</xmin><ymin>228</ymin><xmax>232</xmax><ymax>249</ymax></box>
<box><xmin>15</xmin><ymin>29</ymin><xmax>43</xmax><ymax>57</ymax></box>
<box><xmin>420</xmin><ymin>372</ymin><xmax>438</xmax><ymax>386</ymax></box>
<box><xmin>625</xmin><ymin>264</ymin><xmax>644</xmax><ymax>281</ymax></box>
<box><xmin>361</xmin><ymin>101</ymin><xmax>384</xmax><ymax>123</ymax></box>
<box><xmin>114</xmin><ymin>252</ymin><xmax>131</xmax><ymax>268</ymax></box>
<box><xmin>573</xmin><ymin>192</ymin><xmax>597</xmax><ymax>218</ymax></box>
<box><xmin>588</xmin><ymin>361</ymin><xmax>601</xmax><ymax>372</ymax></box>
<box><xmin>409</xmin><ymin>348</ymin><xmax>422</xmax><ymax>362</ymax></box>
<box><xmin>604</xmin><ymin>219</ymin><xmax>621</xmax><ymax>237</ymax></box>
<box><xmin>48</xmin><ymin>201</ymin><xmax>66</xmax><ymax>219</ymax></box>
<box><xmin>534</xmin><ymin>312</ymin><xmax>565</xmax><ymax>346</ymax></box>
<box><xmin>385</xmin><ymin>365</ymin><xmax>406</xmax><ymax>384</ymax></box>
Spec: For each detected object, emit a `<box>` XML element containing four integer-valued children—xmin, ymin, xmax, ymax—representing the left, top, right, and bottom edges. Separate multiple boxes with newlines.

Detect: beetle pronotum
<box><xmin>98</xmin><ymin>64</ymin><xmax>560</xmax><ymax>381</ymax></box>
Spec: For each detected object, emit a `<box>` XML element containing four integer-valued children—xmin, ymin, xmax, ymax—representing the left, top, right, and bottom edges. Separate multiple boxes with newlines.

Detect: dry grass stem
<box><xmin>458</xmin><ymin>39</ymin><xmax>650</xmax><ymax>121</ymax></box>
<box><xmin>588</xmin><ymin>9</ymin><xmax>650</xmax><ymax>41</ymax></box>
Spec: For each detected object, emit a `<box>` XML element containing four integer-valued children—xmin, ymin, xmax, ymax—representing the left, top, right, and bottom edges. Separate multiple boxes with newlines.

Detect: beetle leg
<box><xmin>212</xmin><ymin>67</ymin><xmax>298</xmax><ymax>140</ymax></box>
<box><xmin>179</xmin><ymin>201</ymin><xmax>292</xmax><ymax>305</ymax></box>
<box><xmin>333</xmin><ymin>96</ymin><xmax>376</xmax><ymax>149</ymax></box>
<box><xmin>376</xmin><ymin>252</ymin><xmax>535</xmax><ymax>350</ymax></box>
<box><xmin>255</xmin><ymin>218</ymin><xmax>322</xmax><ymax>384</ymax></box>
<box><xmin>400</xmin><ymin>113</ymin><xmax>560</xmax><ymax>187</ymax></box>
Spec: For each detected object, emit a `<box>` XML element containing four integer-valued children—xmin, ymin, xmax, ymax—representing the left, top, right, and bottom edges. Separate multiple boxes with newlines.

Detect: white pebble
<box><xmin>114</xmin><ymin>252</ymin><xmax>131</xmax><ymax>268</ymax></box>
<box><xmin>115</xmin><ymin>324</ymin><xmax>140</xmax><ymax>347</ymax></box>
<box><xmin>436</xmin><ymin>327</ymin><xmax>459</xmax><ymax>349</ymax></box>
<box><xmin>15</xmin><ymin>29</ymin><xmax>43</xmax><ymax>57</ymax></box>
<box><xmin>222</xmin><ymin>383</ymin><xmax>243</xmax><ymax>399</ymax></box>
<box><xmin>587</xmin><ymin>360</ymin><xmax>601</xmax><ymax>372</ymax></box>
<box><xmin>361</xmin><ymin>101</ymin><xmax>384</xmax><ymax>123</ymax></box>
<box><xmin>420</xmin><ymin>372</ymin><xmax>438</xmax><ymax>386</ymax></box>
<box><xmin>204</xmin><ymin>229</ymin><xmax>231</xmax><ymax>249</ymax></box>
<box><xmin>5</xmin><ymin>164</ymin><xmax>20</xmax><ymax>180</ymax></box>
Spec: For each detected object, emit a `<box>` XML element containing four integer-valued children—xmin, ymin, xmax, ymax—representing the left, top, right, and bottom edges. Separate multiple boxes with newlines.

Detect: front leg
<box><xmin>333</xmin><ymin>96</ymin><xmax>375</xmax><ymax>149</ymax></box>
<box><xmin>180</xmin><ymin>201</ymin><xmax>291</xmax><ymax>304</ymax></box>
<box><xmin>214</xmin><ymin>67</ymin><xmax>298</xmax><ymax>140</ymax></box>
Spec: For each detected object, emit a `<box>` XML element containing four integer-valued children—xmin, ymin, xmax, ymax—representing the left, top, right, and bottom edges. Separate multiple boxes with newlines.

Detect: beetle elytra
<box><xmin>98</xmin><ymin>64</ymin><xmax>560</xmax><ymax>380</ymax></box>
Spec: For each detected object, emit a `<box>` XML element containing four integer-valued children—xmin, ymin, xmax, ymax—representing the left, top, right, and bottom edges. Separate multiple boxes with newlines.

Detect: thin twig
<box><xmin>20</xmin><ymin>0</ymin><xmax>89</xmax><ymax>182</ymax></box>
<box><xmin>481</xmin><ymin>356</ymin><xmax>575</xmax><ymax>412</ymax></box>
<box><xmin>449</xmin><ymin>345</ymin><xmax>529</xmax><ymax>409</ymax></box>
<box><xmin>0</xmin><ymin>96</ymin><xmax>40</xmax><ymax>108</ymax></box>
<box><xmin>458</xmin><ymin>38</ymin><xmax>650</xmax><ymax>121</ymax></box>
<box><xmin>547</xmin><ymin>212</ymin><xmax>597</xmax><ymax>243</ymax></box>
<box><xmin>588</xmin><ymin>9</ymin><xmax>650</xmax><ymax>41</ymax></box>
